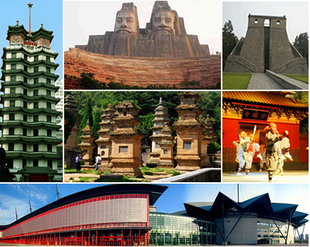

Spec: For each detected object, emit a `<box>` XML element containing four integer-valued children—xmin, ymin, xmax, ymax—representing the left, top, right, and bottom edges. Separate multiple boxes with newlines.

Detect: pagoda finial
<box><xmin>159</xmin><ymin>97</ymin><xmax>163</xmax><ymax>105</ymax></box>
<box><xmin>27</xmin><ymin>3</ymin><xmax>33</xmax><ymax>37</ymax></box>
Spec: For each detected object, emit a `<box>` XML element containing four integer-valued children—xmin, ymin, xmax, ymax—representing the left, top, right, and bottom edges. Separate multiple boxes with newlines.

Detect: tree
<box><xmin>293</xmin><ymin>32</ymin><xmax>308</xmax><ymax>64</ymax></box>
<box><xmin>222</xmin><ymin>20</ymin><xmax>238</xmax><ymax>69</ymax></box>
<box><xmin>77</xmin><ymin>97</ymin><xmax>93</xmax><ymax>144</ymax></box>
<box><xmin>64</xmin><ymin>110</ymin><xmax>76</xmax><ymax>144</ymax></box>
<box><xmin>198</xmin><ymin>92</ymin><xmax>221</xmax><ymax>143</ymax></box>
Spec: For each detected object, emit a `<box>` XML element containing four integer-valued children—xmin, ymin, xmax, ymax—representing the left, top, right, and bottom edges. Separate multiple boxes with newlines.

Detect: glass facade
<box><xmin>257</xmin><ymin>220</ymin><xmax>291</xmax><ymax>244</ymax></box>
<box><xmin>149</xmin><ymin>213</ymin><xmax>216</xmax><ymax>245</ymax></box>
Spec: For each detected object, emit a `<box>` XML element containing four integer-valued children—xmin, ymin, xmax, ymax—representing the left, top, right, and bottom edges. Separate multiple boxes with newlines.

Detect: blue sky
<box><xmin>0</xmin><ymin>183</ymin><xmax>308</xmax><ymax>235</ymax></box>
<box><xmin>0</xmin><ymin>0</ymin><xmax>63</xmax><ymax>79</ymax></box>
<box><xmin>223</xmin><ymin>1</ymin><xmax>308</xmax><ymax>44</ymax></box>
<box><xmin>64</xmin><ymin>1</ymin><xmax>221</xmax><ymax>54</ymax></box>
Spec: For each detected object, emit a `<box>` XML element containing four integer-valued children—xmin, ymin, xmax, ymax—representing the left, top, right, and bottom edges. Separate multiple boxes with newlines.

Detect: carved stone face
<box><xmin>114</xmin><ymin>10</ymin><xmax>138</xmax><ymax>35</ymax></box>
<box><xmin>152</xmin><ymin>10</ymin><xmax>175</xmax><ymax>34</ymax></box>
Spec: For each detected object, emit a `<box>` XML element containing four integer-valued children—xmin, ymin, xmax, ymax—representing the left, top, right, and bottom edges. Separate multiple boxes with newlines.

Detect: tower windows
<box><xmin>33</xmin><ymin>160</ymin><xmax>38</xmax><ymax>167</ymax></box>
<box><xmin>119</xmin><ymin>146</ymin><xmax>128</xmax><ymax>153</ymax></box>
<box><xmin>9</xmin><ymin>128</ymin><xmax>14</xmax><ymax>135</ymax></box>
<box><xmin>183</xmin><ymin>141</ymin><xmax>192</xmax><ymax>149</ymax></box>
<box><xmin>8</xmin><ymin>143</ymin><xmax>14</xmax><ymax>151</ymax></box>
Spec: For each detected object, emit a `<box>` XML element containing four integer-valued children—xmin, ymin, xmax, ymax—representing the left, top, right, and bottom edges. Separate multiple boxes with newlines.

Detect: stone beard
<box><xmin>114</xmin><ymin>10</ymin><xmax>139</xmax><ymax>37</ymax></box>
<box><xmin>152</xmin><ymin>10</ymin><xmax>175</xmax><ymax>35</ymax></box>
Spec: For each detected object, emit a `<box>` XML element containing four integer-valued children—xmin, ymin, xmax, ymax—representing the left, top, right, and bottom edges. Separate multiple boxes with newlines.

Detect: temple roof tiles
<box><xmin>223</xmin><ymin>91</ymin><xmax>308</xmax><ymax>108</ymax></box>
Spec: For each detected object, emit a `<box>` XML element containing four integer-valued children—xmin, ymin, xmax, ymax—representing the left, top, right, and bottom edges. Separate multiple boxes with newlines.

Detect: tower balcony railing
<box><xmin>6</xmin><ymin>45</ymin><xmax>56</xmax><ymax>54</ymax></box>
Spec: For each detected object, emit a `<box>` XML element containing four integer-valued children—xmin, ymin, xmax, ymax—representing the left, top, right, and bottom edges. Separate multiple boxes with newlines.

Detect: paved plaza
<box><xmin>223</xmin><ymin>170</ymin><xmax>309</xmax><ymax>183</ymax></box>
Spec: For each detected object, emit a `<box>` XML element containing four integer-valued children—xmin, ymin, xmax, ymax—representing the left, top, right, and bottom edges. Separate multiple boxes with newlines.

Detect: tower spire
<box><xmin>27</xmin><ymin>3</ymin><xmax>33</xmax><ymax>37</ymax></box>
<box><xmin>29</xmin><ymin>199</ymin><xmax>33</xmax><ymax>213</ymax></box>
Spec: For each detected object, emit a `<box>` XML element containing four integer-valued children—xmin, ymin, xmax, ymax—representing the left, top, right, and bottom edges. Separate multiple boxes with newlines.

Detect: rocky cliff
<box><xmin>64</xmin><ymin>48</ymin><xmax>221</xmax><ymax>89</ymax></box>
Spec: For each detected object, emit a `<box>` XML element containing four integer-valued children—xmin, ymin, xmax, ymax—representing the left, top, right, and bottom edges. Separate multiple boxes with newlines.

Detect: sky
<box><xmin>223</xmin><ymin>1</ymin><xmax>309</xmax><ymax>44</ymax></box>
<box><xmin>0</xmin><ymin>0</ymin><xmax>63</xmax><ymax>79</ymax></box>
<box><xmin>64</xmin><ymin>1</ymin><xmax>222</xmax><ymax>54</ymax></box>
<box><xmin>0</xmin><ymin>183</ymin><xmax>308</xmax><ymax>235</ymax></box>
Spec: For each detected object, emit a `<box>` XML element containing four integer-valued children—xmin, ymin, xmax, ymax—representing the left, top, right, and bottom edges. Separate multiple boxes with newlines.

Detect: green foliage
<box><xmin>293</xmin><ymin>32</ymin><xmax>308</xmax><ymax>64</ymax></box>
<box><xmin>180</xmin><ymin>81</ymin><xmax>201</xmax><ymax>87</ymax></box>
<box><xmin>172</xmin><ymin>171</ymin><xmax>181</xmax><ymax>176</ymax></box>
<box><xmin>223</xmin><ymin>73</ymin><xmax>252</xmax><ymax>89</ymax></box>
<box><xmin>198</xmin><ymin>91</ymin><xmax>221</xmax><ymax>143</ymax></box>
<box><xmin>70</xmin><ymin>91</ymin><xmax>220</xmax><ymax>148</ymax></box>
<box><xmin>64</xmin><ymin>169</ymin><xmax>81</xmax><ymax>173</ymax></box>
<box><xmin>64</xmin><ymin>110</ymin><xmax>76</xmax><ymax>144</ymax></box>
<box><xmin>285</xmin><ymin>74</ymin><xmax>308</xmax><ymax>84</ymax></box>
<box><xmin>79</xmin><ymin>73</ymin><xmax>181</xmax><ymax>89</ymax></box>
<box><xmin>138</xmin><ymin>113</ymin><xmax>154</xmax><ymax>146</ymax></box>
<box><xmin>79</xmin><ymin>177</ymin><xmax>98</xmax><ymax>182</ymax></box>
<box><xmin>92</xmin><ymin>108</ymin><xmax>102</xmax><ymax>139</ymax></box>
<box><xmin>77</xmin><ymin>97</ymin><xmax>93</xmax><ymax>144</ymax></box>
<box><xmin>222</xmin><ymin>20</ymin><xmax>238</xmax><ymax>69</ymax></box>
<box><xmin>80</xmin><ymin>72</ymin><xmax>107</xmax><ymax>89</ymax></box>
<box><xmin>95</xmin><ymin>175</ymin><xmax>143</xmax><ymax>182</ymax></box>
<box><xmin>141</xmin><ymin>166</ymin><xmax>151</xmax><ymax>170</ymax></box>
<box><xmin>207</xmin><ymin>142</ymin><xmax>221</xmax><ymax>154</ymax></box>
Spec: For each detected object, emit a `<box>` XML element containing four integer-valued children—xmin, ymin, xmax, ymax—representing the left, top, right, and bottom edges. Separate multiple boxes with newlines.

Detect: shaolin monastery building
<box><xmin>0</xmin><ymin>18</ymin><xmax>62</xmax><ymax>181</ymax></box>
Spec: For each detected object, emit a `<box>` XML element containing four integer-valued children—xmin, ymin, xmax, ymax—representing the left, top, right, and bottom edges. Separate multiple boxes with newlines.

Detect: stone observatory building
<box><xmin>225</xmin><ymin>14</ymin><xmax>308</xmax><ymax>74</ymax></box>
<box><xmin>76</xmin><ymin>1</ymin><xmax>209</xmax><ymax>58</ymax></box>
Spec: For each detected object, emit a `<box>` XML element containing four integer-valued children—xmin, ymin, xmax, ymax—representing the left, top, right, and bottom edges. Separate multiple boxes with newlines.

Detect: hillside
<box><xmin>64</xmin><ymin>48</ymin><xmax>221</xmax><ymax>89</ymax></box>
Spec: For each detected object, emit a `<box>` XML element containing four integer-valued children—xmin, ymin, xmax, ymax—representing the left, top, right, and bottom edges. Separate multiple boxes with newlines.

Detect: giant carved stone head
<box><xmin>114</xmin><ymin>3</ymin><xmax>139</xmax><ymax>37</ymax></box>
<box><xmin>151</xmin><ymin>1</ymin><xmax>178</xmax><ymax>36</ymax></box>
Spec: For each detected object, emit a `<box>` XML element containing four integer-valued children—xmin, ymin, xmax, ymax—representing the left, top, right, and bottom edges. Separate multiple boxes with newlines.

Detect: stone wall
<box><xmin>225</xmin><ymin>14</ymin><xmax>308</xmax><ymax>74</ymax></box>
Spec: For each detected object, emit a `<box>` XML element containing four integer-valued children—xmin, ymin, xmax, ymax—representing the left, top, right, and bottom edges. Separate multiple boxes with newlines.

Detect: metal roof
<box><xmin>184</xmin><ymin>192</ymin><xmax>308</xmax><ymax>228</ymax></box>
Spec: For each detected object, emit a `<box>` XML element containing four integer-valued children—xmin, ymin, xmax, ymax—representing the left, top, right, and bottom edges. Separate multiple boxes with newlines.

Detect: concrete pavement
<box><xmin>247</xmin><ymin>73</ymin><xmax>283</xmax><ymax>89</ymax></box>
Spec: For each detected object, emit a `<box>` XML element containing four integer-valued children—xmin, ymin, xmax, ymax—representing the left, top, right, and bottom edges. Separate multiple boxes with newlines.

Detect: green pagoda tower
<box><xmin>0</xmin><ymin>4</ymin><xmax>62</xmax><ymax>182</ymax></box>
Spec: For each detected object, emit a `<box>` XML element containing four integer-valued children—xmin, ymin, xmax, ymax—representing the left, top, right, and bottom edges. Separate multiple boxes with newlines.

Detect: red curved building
<box><xmin>0</xmin><ymin>184</ymin><xmax>167</xmax><ymax>246</ymax></box>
